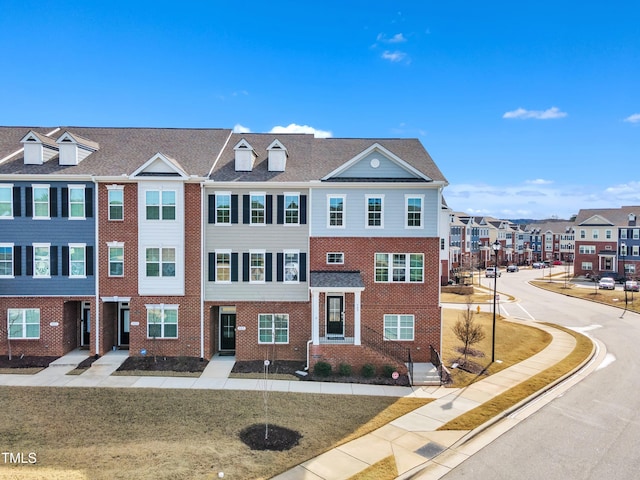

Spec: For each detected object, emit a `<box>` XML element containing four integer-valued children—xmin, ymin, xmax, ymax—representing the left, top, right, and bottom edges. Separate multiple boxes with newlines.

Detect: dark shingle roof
<box><xmin>310</xmin><ymin>271</ymin><xmax>365</xmax><ymax>289</ymax></box>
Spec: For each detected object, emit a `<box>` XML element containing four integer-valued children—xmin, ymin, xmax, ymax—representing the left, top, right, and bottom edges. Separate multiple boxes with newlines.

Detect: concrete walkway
<box><xmin>0</xmin><ymin>320</ymin><xmax>597</xmax><ymax>480</ymax></box>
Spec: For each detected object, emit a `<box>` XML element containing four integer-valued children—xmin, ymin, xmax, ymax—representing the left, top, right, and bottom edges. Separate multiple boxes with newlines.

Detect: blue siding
<box><xmin>335</xmin><ymin>152</ymin><xmax>419</xmax><ymax>179</ymax></box>
<box><xmin>0</xmin><ymin>181</ymin><xmax>95</xmax><ymax>296</ymax></box>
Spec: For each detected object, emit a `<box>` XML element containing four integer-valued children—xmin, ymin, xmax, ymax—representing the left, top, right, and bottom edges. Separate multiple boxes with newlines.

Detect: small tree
<box><xmin>451</xmin><ymin>298</ymin><xmax>486</xmax><ymax>365</ymax></box>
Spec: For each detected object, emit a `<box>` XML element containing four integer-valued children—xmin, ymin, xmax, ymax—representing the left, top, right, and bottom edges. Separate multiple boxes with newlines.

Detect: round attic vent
<box><xmin>370</xmin><ymin>158</ymin><xmax>380</xmax><ymax>168</ymax></box>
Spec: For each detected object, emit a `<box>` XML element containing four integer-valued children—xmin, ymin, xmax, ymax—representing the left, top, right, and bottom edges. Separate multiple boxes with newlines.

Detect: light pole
<box><xmin>491</xmin><ymin>239</ymin><xmax>501</xmax><ymax>363</ymax></box>
<box><xmin>621</xmin><ymin>242</ymin><xmax>628</xmax><ymax>317</ymax></box>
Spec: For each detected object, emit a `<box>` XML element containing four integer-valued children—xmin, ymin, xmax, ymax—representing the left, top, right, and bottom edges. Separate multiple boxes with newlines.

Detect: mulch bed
<box><xmin>0</xmin><ymin>355</ymin><xmax>58</xmax><ymax>368</ymax></box>
<box><xmin>116</xmin><ymin>356</ymin><xmax>208</xmax><ymax>373</ymax></box>
<box><xmin>239</xmin><ymin>424</ymin><xmax>302</xmax><ymax>451</ymax></box>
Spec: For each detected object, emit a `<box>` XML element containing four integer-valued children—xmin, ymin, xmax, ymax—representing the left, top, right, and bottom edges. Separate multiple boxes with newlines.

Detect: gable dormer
<box><xmin>233</xmin><ymin>139</ymin><xmax>257</xmax><ymax>172</ymax></box>
<box><xmin>267</xmin><ymin>139</ymin><xmax>288</xmax><ymax>172</ymax></box>
<box><xmin>20</xmin><ymin>131</ymin><xmax>59</xmax><ymax>165</ymax></box>
<box><xmin>130</xmin><ymin>153</ymin><xmax>189</xmax><ymax>178</ymax></box>
<box><xmin>56</xmin><ymin>131</ymin><xmax>99</xmax><ymax>166</ymax></box>
<box><xmin>629</xmin><ymin>213</ymin><xmax>636</xmax><ymax>226</ymax></box>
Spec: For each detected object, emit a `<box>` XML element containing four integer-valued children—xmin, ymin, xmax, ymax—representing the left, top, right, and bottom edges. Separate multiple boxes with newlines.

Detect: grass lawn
<box><xmin>0</xmin><ymin>387</ymin><xmax>430</xmax><ymax>480</ymax></box>
<box><xmin>532</xmin><ymin>280</ymin><xmax>640</xmax><ymax>314</ymax></box>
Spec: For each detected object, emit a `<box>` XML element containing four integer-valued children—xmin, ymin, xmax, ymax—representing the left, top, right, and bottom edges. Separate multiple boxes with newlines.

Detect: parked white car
<box><xmin>485</xmin><ymin>267</ymin><xmax>501</xmax><ymax>278</ymax></box>
<box><xmin>598</xmin><ymin>277</ymin><xmax>615</xmax><ymax>290</ymax></box>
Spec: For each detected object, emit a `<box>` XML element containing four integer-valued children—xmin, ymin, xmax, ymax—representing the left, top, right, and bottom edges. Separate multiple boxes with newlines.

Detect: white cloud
<box><xmin>269</xmin><ymin>123</ymin><xmax>332</xmax><ymax>138</ymax></box>
<box><xmin>381</xmin><ymin>50</ymin><xmax>409</xmax><ymax>63</ymax></box>
<box><xmin>377</xmin><ymin>33</ymin><xmax>407</xmax><ymax>43</ymax></box>
<box><xmin>525</xmin><ymin>179</ymin><xmax>554</xmax><ymax>185</ymax></box>
<box><xmin>233</xmin><ymin>123</ymin><xmax>251</xmax><ymax>133</ymax></box>
<box><xmin>503</xmin><ymin>107</ymin><xmax>568</xmax><ymax>120</ymax></box>
<box><xmin>624</xmin><ymin>113</ymin><xmax>640</xmax><ymax>123</ymax></box>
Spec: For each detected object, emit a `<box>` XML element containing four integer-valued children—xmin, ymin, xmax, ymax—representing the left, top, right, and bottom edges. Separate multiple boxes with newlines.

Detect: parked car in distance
<box><xmin>532</xmin><ymin>262</ymin><xmax>545</xmax><ymax>269</ymax></box>
<box><xmin>485</xmin><ymin>267</ymin><xmax>501</xmax><ymax>278</ymax></box>
<box><xmin>506</xmin><ymin>264</ymin><xmax>519</xmax><ymax>272</ymax></box>
<box><xmin>598</xmin><ymin>277</ymin><xmax>616</xmax><ymax>290</ymax></box>
<box><xmin>624</xmin><ymin>280</ymin><xmax>639</xmax><ymax>292</ymax></box>
<box><xmin>553</xmin><ymin>260</ymin><xmax>562</xmax><ymax>265</ymax></box>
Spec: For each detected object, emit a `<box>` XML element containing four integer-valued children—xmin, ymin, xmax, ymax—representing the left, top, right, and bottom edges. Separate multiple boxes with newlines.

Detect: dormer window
<box><xmin>267</xmin><ymin>139</ymin><xmax>288</xmax><ymax>172</ymax></box>
<box><xmin>20</xmin><ymin>131</ymin><xmax>58</xmax><ymax>165</ymax></box>
<box><xmin>233</xmin><ymin>139</ymin><xmax>257</xmax><ymax>171</ymax></box>
<box><xmin>56</xmin><ymin>132</ymin><xmax>99</xmax><ymax>166</ymax></box>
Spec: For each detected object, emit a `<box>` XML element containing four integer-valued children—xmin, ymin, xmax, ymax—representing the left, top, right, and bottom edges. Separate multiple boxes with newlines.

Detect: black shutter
<box><xmin>277</xmin><ymin>252</ymin><xmax>284</xmax><ymax>282</ymax></box>
<box><xmin>50</xmin><ymin>188</ymin><xmax>57</xmax><ymax>217</ymax></box>
<box><xmin>300</xmin><ymin>195</ymin><xmax>307</xmax><ymax>224</ymax></box>
<box><xmin>242</xmin><ymin>252</ymin><xmax>249</xmax><ymax>281</ymax></box>
<box><xmin>243</xmin><ymin>195</ymin><xmax>250</xmax><ymax>224</ymax></box>
<box><xmin>266</xmin><ymin>195</ymin><xmax>273</xmax><ymax>224</ymax></box>
<box><xmin>13</xmin><ymin>246</ymin><xmax>21</xmax><ymax>276</ymax></box>
<box><xmin>208</xmin><ymin>195</ymin><xmax>216</xmax><ymax>224</ymax></box>
<box><xmin>61</xmin><ymin>188</ymin><xmax>69</xmax><ymax>217</ymax></box>
<box><xmin>86</xmin><ymin>246</ymin><xmax>94</xmax><ymax>276</ymax></box>
<box><xmin>231</xmin><ymin>195</ymin><xmax>238</xmax><ymax>224</ymax></box>
<box><xmin>231</xmin><ymin>253</ymin><xmax>238</xmax><ymax>282</ymax></box>
<box><xmin>277</xmin><ymin>195</ymin><xmax>284</xmax><ymax>224</ymax></box>
<box><xmin>85</xmin><ymin>188</ymin><xmax>93</xmax><ymax>218</ymax></box>
<box><xmin>300</xmin><ymin>253</ymin><xmax>307</xmax><ymax>282</ymax></box>
<box><xmin>50</xmin><ymin>246</ymin><xmax>58</xmax><ymax>275</ymax></box>
<box><xmin>62</xmin><ymin>246</ymin><xmax>69</xmax><ymax>276</ymax></box>
<box><xmin>25</xmin><ymin>187</ymin><xmax>32</xmax><ymax>217</ymax></box>
<box><xmin>12</xmin><ymin>187</ymin><xmax>21</xmax><ymax>217</ymax></box>
<box><xmin>266</xmin><ymin>253</ymin><xmax>272</xmax><ymax>282</ymax></box>
<box><xmin>208</xmin><ymin>253</ymin><xmax>216</xmax><ymax>281</ymax></box>
<box><xmin>26</xmin><ymin>246</ymin><xmax>33</xmax><ymax>275</ymax></box>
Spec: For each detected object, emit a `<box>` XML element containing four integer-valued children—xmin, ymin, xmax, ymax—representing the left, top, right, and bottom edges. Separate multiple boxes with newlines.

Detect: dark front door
<box><xmin>81</xmin><ymin>306</ymin><xmax>91</xmax><ymax>347</ymax></box>
<box><xmin>326</xmin><ymin>296</ymin><xmax>344</xmax><ymax>336</ymax></box>
<box><xmin>220</xmin><ymin>313</ymin><xmax>236</xmax><ymax>351</ymax></box>
<box><xmin>119</xmin><ymin>307</ymin><xmax>130</xmax><ymax>346</ymax></box>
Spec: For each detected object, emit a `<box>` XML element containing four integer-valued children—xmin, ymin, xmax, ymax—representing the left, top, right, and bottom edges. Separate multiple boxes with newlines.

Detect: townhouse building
<box><xmin>0</xmin><ymin>126</ymin><xmax>448</xmax><ymax>373</ymax></box>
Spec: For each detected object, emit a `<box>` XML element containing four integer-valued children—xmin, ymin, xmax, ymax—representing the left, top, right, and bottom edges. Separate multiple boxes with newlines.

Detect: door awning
<box><xmin>310</xmin><ymin>271</ymin><xmax>365</xmax><ymax>292</ymax></box>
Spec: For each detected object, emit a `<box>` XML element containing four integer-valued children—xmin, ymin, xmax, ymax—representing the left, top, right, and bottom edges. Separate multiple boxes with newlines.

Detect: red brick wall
<box><xmin>309</xmin><ymin>343</ymin><xmax>408</xmax><ymax>375</ymax></box>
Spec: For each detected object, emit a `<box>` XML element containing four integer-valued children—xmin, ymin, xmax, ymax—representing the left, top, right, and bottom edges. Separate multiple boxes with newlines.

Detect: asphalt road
<box><xmin>443</xmin><ymin>267</ymin><xmax>640</xmax><ymax>480</ymax></box>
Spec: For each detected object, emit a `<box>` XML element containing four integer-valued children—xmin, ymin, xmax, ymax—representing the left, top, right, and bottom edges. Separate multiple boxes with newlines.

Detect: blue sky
<box><xmin>1</xmin><ymin>1</ymin><xmax>639</xmax><ymax>220</ymax></box>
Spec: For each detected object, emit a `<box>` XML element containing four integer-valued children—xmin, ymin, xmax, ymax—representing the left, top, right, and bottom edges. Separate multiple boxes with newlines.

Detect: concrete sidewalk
<box><xmin>0</xmin><ymin>320</ymin><xmax>597</xmax><ymax>480</ymax></box>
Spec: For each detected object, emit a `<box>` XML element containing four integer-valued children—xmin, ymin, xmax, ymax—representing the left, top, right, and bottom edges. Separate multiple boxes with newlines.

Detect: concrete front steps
<box><xmin>410</xmin><ymin>362</ymin><xmax>441</xmax><ymax>386</ymax></box>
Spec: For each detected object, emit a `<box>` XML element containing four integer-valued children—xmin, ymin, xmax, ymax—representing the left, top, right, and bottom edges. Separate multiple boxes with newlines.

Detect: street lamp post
<box><xmin>491</xmin><ymin>239</ymin><xmax>501</xmax><ymax>363</ymax></box>
<box><xmin>621</xmin><ymin>242</ymin><xmax>628</xmax><ymax>317</ymax></box>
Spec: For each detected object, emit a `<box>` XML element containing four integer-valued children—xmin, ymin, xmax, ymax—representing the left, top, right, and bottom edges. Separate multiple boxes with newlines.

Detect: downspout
<box><xmin>200</xmin><ymin>181</ymin><xmax>205</xmax><ymax>360</ymax></box>
<box><xmin>92</xmin><ymin>176</ymin><xmax>100</xmax><ymax>356</ymax></box>
<box><xmin>305</xmin><ymin>339</ymin><xmax>312</xmax><ymax>371</ymax></box>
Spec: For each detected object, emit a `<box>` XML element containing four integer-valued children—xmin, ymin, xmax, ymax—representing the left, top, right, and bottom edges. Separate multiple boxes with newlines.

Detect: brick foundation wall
<box><xmin>309</xmin><ymin>344</ymin><xmax>408</xmax><ymax>375</ymax></box>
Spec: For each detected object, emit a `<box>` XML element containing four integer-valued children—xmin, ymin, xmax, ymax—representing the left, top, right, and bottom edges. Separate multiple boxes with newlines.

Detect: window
<box><xmin>250</xmin><ymin>194</ymin><xmax>266</xmax><ymax>224</ymax></box>
<box><xmin>216</xmin><ymin>193</ymin><xmax>231</xmax><ymax>224</ymax></box>
<box><xmin>634</xmin><ymin>229</ymin><xmax>640</xmax><ymax>240</ymax></box>
<box><xmin>580</xmin><ymin>230</ymin><xmax>586</xmax><ymax>239</ymax></box>
<box><xmin>621</xmin><ymin>229</ymin><xmax>628</xmax><ymax>239</ymax></box>
<box><xmin>146</xmin><ymin>305</ymin><xmax>178</xmax><ymax>338</ymax></box>
<box><xmin>108</xmin><ymin>245</ymin><xmax>124</xmax><ymax>277</ymax></box>
<box><xmin>366</xmin><ymin>196</ymin><xmax>383</xmax><ymax>227</ymax></box>
<box><xmin>328</xmin><ymin>195</ymin><xmax>345</xmax><ymax>227</ymax></box>
<box><xmin>605</xmin><ymin>229</ymin><xmax>612</xmax><ymax>240</ymax></box>
<box><xmin>33</xmin><ymin>244</ymin><xmax>50</xmax><ymax>277</ymax></box>
<box><xmin>258</xmin><ymin>314</ymin><xmax>289</xmax><ymax>344</ymax></box>
<box><xmin>592</xmin><ymin>230</ymin><xmax>599</xmax><ymax>239</ymax></box>
<box><xmin>108</xmin><ymin>187</ymin><xmax>124</xmax><ymax>220</ymax></box>
<box><xmin>384</xmin><ymin>314</ymin><xmax>415</xmax><ymax>341</ymax></box>
<box><xmin>69</xmin><ymin>244</ymin><xmax>86</xmax><ymax>277</ymax></box>
<box><xmin>146</xmin><ymin>190</ymin><xmax>176</xmax><ymax>220</ymax></box>
<box><xmin>327</xmin><ymin>252</ymin><xmax>344</xmax><ymax>264</ymax></box>
<box><xmin>0</xmin><ymin>244</ymin><xmax>13</xmax><ymax>277</ymax></box>
<box><xmin>582</xmin><ymin>262</ymin><xmax>593</xmax><ymax>271</ymax></box>
<box><xmin>146</xmin><ymin>248</ymin><xmax>176</xmax><ymax>277</ymax></box>
<box><xmin>283</xmin><ymin>251</ymin><xmax>299</xmax><ymax>282</ymax></box>
<box><xmin>0</xmin><ymin>185</ymin><xmax>12</xmax><ymax>218</ymax></box>
<box><xmin>284</xmin><ymin>194</ymin><xmax>299</xmax><ymax>224</ymax></box>
<box><xmin>68</xmin><ymin>186</ymin><xmax>85</xmax><ymax>219</ymax></box>
<box><xmin>579</xmin><ymin>245</ymin><xmax>596</xmax><ymax>254</ymax></box>
<box><xmin>8</xmin><ymin>308</ymin><xmax>40</xmax><ymax>339</ymax></box>
<box><xmin>375</xmin><ymin>253</ymin><xmax>424</xmax><ymax>283</ymax></box>
<box><xmin>406</xmin><ymin>196</ymin><xmax>423</xmax><ymax>228</ymax></box>
<box><xmin>250</xmin><ymin>251</ymin><xmax>265</xmax><ymax>282</ymax></box>
<box><xmin>634</xmin><ymin>246</ymin><xmax>640</xmax><ymax>257</ymax></box>
<box><xmin>33</xmin><ymin>185</ymin><xmax>50</xmax><ymax>219</ymax></box>
<box><xmin>216</xmin><ymin>251</ymin><xmax>231</xmax><ymax>282</ymax></box>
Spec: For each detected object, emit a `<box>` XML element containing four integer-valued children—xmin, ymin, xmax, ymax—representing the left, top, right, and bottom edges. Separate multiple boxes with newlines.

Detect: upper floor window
<box><xmin>366</xmin><ymin>195</ymin><xmax>383</xmax><ymax>228</ymax></box>
<box><xmin>605</xmin><ymin>229</ymin><xmax>612</xmax><ymax>240</ymax></box>
<box><xmin>216</xmin><ymin>193</ymin><xmax>231</xmax><ymax>224</ymax></box>
<box><xmin>68</xmin><ymin>186</ymin><xmax>86</xmax><ymax>219</ymax></box>
<box><xmin>250</xmin><ymin>251</ymin><xmax>266</xmax><ymax>282</ymax></box>
<box><xmin>592</xmin><ymin>229</ymin><xmax>599</xmax><ymax>239</ymax></box>
<box><xmin>284</xmin><ymin>194</ymin><xmax>299</xmax><ymax>225</ymax></box>
<box><xmin>375</xmin><ymin>253</ymin><xmax>424</xmax><ymax>283</ymax></box>
<box><xmin>634</xmin><ymin>229</ymin><xmax>640</xmax><ymax>240</ymax></box>
<box><xmin>33</xmin><ymin>244</ymin><xmax>50</xmax><ymax>277</ymax></box>
<box><xmin>108</xmin><ymin>186</ymin><xmax>124</xmax><ymax>221</ymax></box>
<box><xmin>8</xmin><ymin>308</ymin><xmax>40</xmax><ymax>339</ymax></box>
<box><xmin>146</xmin><ymin>190</ymin><xmax>176</xmax><ymax>220</ymax></box>
<box><xmin>32</xmin><ymin>185</ymin><xmax>50</xmax><ymax>219</ymax></box>
<box><xmin>621</xmin><ymin>229</ymin><xmax>628</xmax><ymax>239</ymax></box>
<box><xmin>283</xmin><ymin>251</ymin><xmax>299</xmax><ymax>283</ymax></box>
<box><xmin>580</xmin><ymin>230</ymin><xmax>586</xmax><ymax>239</ymax></box>
<box><xmin>0</xmin><ymin>244</ymin><xmax>13</xmax><ymax>277</ymax></box>
<box><xmin>0</xmin><ymin>185</ymin><xmax>13</xmax><ymax>218</ymax></box>
<box><xmin>250</xmin><ymin>193</ymin><xmax>266</xmax><ymax>225</ymax></box>
<box><xmin>327</xmin><ymin>252</ymin><xmax>344</xmax><ymax>265</ymax></box>
<box><xmin>146</xmin><ymin>247</ymin><xmax>176</xmax><ymax>277</ymax></box>
<box><xmin>68</xmin><ymin>244</ymin><xmax>86</xmax><ymax>277</ymax></box>
<box><xmin>215</xmin><ymin>250</ymin><xmax>231</xmax><ymax>282</ymax></box>
<box><xmin>327</xmin><ymin>195</ymin><xmax>345</xmax><ymax>228</ymax></box>
<box><xmin>405</xmin><ymin>195</ymin><xmax>424</xmax><ymax>228</ymax></box>
<box><xmin>108</xmin><ymin>244</ymin><xmax>124</xmax><ymax>277</ymax></box>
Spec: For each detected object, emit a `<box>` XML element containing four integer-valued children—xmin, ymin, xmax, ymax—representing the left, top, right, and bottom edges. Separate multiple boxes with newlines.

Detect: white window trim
<box><xmin>374</xmin><ymin>252</ymin><xmax>424</xmax><ymax>283</ymax></box>
<box><xmin>383</xmin><ymin>314</ymin><xmax>415</xmax><ymax>341</ymax></box>
<box><xmin>283</xmin><ymin>192</ymin><xmax>300</xmax><ymax>226</ymax></box>
<box><xmin>326</xmin><ymin>252</ymin><xmax>344</xmax><ymax>265</ymax></box>
<box><xmin>145</xmin><ymin>304</ymin><xmax>179</xmax><ymax>339</ymax></box>
<box><xmin>107</xmin><ymin>242</ymin><xmax>124</xmax><ymax>278</ymax></box>
<box><xmin>32</xmin><ymin>184</ymin><xmax>50</xmax><ymax>220</ymax></box>
<box><xmin>405</xmin><ymin>194</ymin><xmax>424</xmax><ymax>229</ymax></box>
<box><xmin>258</xmin><ymin>313</ymin><xmax>290</xmax><ymax>344</ymax></box>
<box><xmin>249</xmin><ymin>192</ymin><xmax>267</xmax><ymax>226</ymax></box>
<box><xmin>145</xmin><ymin>188</ymin><xmax>177</xmax><ymax>221</ymax></box>
<box><xmin>365</xmin><ymin>194</ymin><xmax>384</xmax><ymax>229</ymax></box>
<box><xmin>0</xmin><ymin>184</ymin><xmax>14</xmax><ymax>220</ymax></box>
<box><xmin>7</xmin><ymin>308</ymin><xmax>41</xmax><ymax>339</ymax></box>
<box><xmin>107</xmin><ymin>185</ymin><xmax>125</xmax><ymax>221</ymax></box>
<box><xmin>215</xmin><ymin>249</ymin><xmax>232</xmax><ymax>284</ymax></box>
<box><xmin>68</xmin><ymin>184</ymin><xmax>86</xmax><ymax>220</ymax></box>
<box><xmin>145</xmin><ymin>246</ymin><xmax>177</xmax><ymax>278</ymax></box>
<box><xmin>68</xmin><ymin>243</ymin><xmax>87</xmax><ymax>278</ymax></box>
<box><xmin>249</xmin><ymin>249</ymin><xmax>266</xmax><ymax>283</ymax></box>
<box><xmin>283</xmin><ymin>249</ymin><xmax>300</xmax><ymax>284</ymax></box>
<box><xmin>33</xmin><ymin>242</ymin><xmax>51</xmax><ymax>278</ymax></box>
<box><xmin>327</xmin><ymin>194</ymin><xmax>346</xmax><ymax>229</ymax></box>
<box><xmin>0</xmin><ymin>242</ymin><xmax>14</xmax><ymax>278</ymax></box>
<box><xmin>215</xmin><ymin>191</ymin><xmax>232</xmax><ymax>225</ymax></box>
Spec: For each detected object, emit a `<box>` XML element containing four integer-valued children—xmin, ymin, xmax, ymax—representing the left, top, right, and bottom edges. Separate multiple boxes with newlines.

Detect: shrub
<box><xmin>382</xmin><ymin>364</ymin><xmax>396</xmax><ymax>378</ymax></box>
<box><xmin>361</xmin><ymin>363</ymin><xmax>375</xmax><ymax>378</ymax></box>
<box><xmin>314</xmin><ymin>361</ymin><xmax>332</xmax><ymax>377</ymax></box>
<box><xmin>338</xmin><ymin>363</ymin><xmax>352</xmax><ymax>376</ymax></box>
